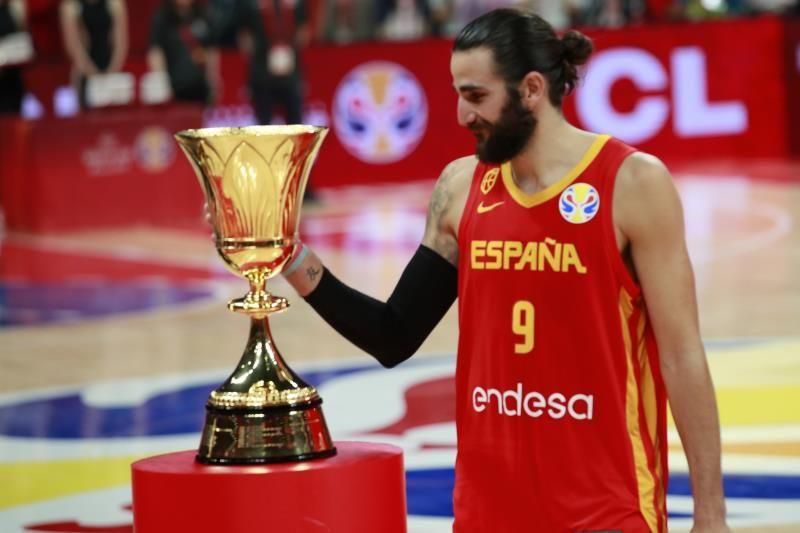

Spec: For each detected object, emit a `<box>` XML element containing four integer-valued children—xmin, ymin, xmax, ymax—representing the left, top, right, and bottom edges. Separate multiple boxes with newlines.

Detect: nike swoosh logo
<box><xmin>477</xmin><ymin>201</ymin><xmax>504</xmax><ymax>214</ymax></box>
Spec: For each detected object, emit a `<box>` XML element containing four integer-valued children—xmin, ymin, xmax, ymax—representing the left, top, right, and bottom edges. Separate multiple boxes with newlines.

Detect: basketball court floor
<box><xmin>1</xmin><ymin>159</ymin><xmax>798</xmax><ymax>532</ymax></box>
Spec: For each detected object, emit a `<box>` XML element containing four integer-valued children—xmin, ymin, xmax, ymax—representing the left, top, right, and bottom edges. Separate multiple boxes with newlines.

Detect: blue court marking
<box><xmin>0</xmin><ymin>365</ymin><xmax>371</xmax><ymax>439</ymax></box>
<box><xmin>702</xmin><ymin>338</ymin><xmax>783</xmax><ymax>350</ymax></box>
<box><xmin>670</xmin><ymin>473</ymin><xmax>800</xmax><ymax>500</ymax></box>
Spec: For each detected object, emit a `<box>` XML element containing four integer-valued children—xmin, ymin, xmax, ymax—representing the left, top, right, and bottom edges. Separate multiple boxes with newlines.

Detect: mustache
<box><xmin>469</xmin><ymin>119</ymin><xmax>492</xmax><ymax>133</ymax></box>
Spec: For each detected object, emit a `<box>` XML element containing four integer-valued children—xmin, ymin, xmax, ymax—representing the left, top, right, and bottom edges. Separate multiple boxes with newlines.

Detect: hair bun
<box><xmin>559</xmin><ymin>30</ymin><xmax>593</xmax><ymax>96</ymax></box>
<box><xmin>561</xmin><ymin>30</ymin><xmax>593</xmax><ymax>67</ymax></box>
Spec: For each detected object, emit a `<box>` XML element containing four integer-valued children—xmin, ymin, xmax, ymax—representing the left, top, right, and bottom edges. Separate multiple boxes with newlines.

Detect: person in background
<box><xmin>148</xmin><ymin>0</ymin><xmax>218</xmax><ymax>105</ymax></box>
<box><xmin>515</xmin><ymin>0</ymin><xmax>577</xmax><ymax>30</ymax></box>
<box><xmin>250</xmin><ymin>0</ymin><xmax>310</xmax><ymax>126</ymax></box>
<box><xmin>739</xmin><ymin>0</ymin><xmax>795</xmax><ymax>14</ymax></box>
<box><xmin>59</xmin><ymin>0</ymin><xmax>128</xmax><ymax>109</ymax></box>
<box><xmin>377</xmin><ymin>0</ymin><xmax>432</xmax><ymax>40</ymax></box>
<box><xmin>429</xmin><ymin>0</ymin><xmax>532</xmax><ymax>38</ymax></box>
<box><xmin>318</xmin><ymin>0</ymin><xmax>374</xmax><ymax>43</ymax></box>
<box><xmin>0</xmin><ymin>0</ymin><xmax>27</xmax><ymax>115</ymax></box>
<box><xmin>578</xmin><ymin>0</ymin><xmax>645</xmax><ymax>26</ymax></box>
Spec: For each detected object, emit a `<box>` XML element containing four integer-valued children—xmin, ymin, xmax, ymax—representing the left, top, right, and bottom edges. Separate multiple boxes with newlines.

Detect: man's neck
<box><xmin>509</xmin><ymin>109</ymin><xmax>596</xmax><ymax>194</ymax></box>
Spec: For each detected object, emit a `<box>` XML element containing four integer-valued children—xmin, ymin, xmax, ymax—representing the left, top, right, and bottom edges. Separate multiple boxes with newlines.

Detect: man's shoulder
<box><xmin>438</xmin><ymin>155</ymin><xmax>479</xmax><ymax>189</ymax></box>
<box><xmin>614</xmin><ymin>150</ymin><xmax>681</xmax><ymax>240</ymax></box>
<box><xmin>616</xmin><ymin>150</ymin><xmax>673</xmax><ymax>200</ymax></box>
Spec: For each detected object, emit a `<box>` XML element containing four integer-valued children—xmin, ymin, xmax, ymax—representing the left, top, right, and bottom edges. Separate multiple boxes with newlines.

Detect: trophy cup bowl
<box><xmin>175</xmin><ymin>125</ymin><xmax>336</xmax><ymax>464</ymax></box>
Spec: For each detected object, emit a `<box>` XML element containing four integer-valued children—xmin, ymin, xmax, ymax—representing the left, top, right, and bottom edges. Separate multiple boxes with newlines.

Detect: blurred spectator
<box><xmin>208</xmin><ymin>0</ymin><xmax>241</xmax><ymax>47</ymax></box>
<box><xmin>59</xmin><ymin>0</ymin><xmax>128</xmax><ymax>109</ymax></box>
<box><xmin>248</xmin><ymin>0</ymin><xmax>310</xmax><ymax>125</ymax></box>
<box><xmin>148</xmin><ymin>0</ymin><xmax>218</xmax><ymax>105</ymax></box>
<box><xmin>579</xmin><ymin>0</ymin><xmax>646</xmax><ymax>26</ymax></box>
<box><xmin>377</xmin><ymin>0</ymin><xmax>431</xmax><ymax>40</ymax></box>
<box><xmin>318</xmin><ymin>0</ymin><xmax>374</xmax><ymax>43</ymax></box>
<box><xmin>429</xmin><ymin>0</ymin><xmax>536</xmax><ymax>38</ymax></box>
<box><xmin>746</xmin><ymin>0</ymin><xmax>796</xmax><ymax>12</ymax></box>
<box><xmin>516</xmin><ymin>0</ymin><xmax>576</xmax><ymax>29</ymax></box>
<box><xmin>683</xmin><ymin>0</ymin><xmax>724</xmax><ymax>19</ymax></box>
<box><xmin>0</xmin><ymin>0</ymin><xmax>29</xmax><ymax>115</ymax></box>
<box><xmin>643</xmin><ymin>0</ymin><xmax>683</xmax><ymax>21</ymax></box>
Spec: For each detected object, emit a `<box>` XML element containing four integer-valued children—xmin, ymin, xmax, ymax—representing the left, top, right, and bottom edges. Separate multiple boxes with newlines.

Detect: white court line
<box><xmin>689</xmin><ymin>202</ymin><xmax>793</xmax><ymax>266</ymax></box>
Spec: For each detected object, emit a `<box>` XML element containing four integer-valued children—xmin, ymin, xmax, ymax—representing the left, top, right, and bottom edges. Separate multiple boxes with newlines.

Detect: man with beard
<box><xmin>282</xmin><ymin>8</ymin><xmax>729</xmax><ymax>533</ymax></box>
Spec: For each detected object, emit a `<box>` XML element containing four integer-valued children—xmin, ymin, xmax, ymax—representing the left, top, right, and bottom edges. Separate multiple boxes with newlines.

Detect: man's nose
<box><xmin>457</xmin><ymin>100</ymin><xmax>477</xmax><ymax>128</ymax></box>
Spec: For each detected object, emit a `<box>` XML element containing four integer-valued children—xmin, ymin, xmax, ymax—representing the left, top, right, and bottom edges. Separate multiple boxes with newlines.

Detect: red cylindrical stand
<box><xmin>132</xmin><ymin>441</ymin><xmax>407</xmax><ymax>533</ymax></box>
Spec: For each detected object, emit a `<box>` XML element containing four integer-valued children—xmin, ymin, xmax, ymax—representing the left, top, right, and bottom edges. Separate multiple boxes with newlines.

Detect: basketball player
<box><xmin>283</xmin><ymin>9</ymin><xmax>729</xmax><ymax>532</ymax></box>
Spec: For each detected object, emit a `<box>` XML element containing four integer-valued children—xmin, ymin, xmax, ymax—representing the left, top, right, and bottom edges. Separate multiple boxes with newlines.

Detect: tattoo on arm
<box><xmin>306</xmin><ymin>265</ymin><xmax>321</xmax><ymax>283</ymax></box>
<box><xmin>423</xmin><ymin>164</ymin><xmax>460</xmax><ymax>265</ymax></box>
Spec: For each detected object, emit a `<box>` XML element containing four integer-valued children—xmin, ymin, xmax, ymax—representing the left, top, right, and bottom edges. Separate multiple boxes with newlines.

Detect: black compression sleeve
<box><xmin>304</xmin><ymin>245</ymin><xmax>457</xmax><ymax>368</ymax></box>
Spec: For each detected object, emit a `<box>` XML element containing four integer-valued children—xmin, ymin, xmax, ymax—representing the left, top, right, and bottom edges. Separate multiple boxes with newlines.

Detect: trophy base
<box><xmin>197</xmin><ymin>399</ymin><xmax>337</xmax><ymax>465</ymax></box>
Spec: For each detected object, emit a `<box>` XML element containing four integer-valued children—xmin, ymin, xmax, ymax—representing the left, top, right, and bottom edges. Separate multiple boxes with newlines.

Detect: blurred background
<box><xmin>1</xmin><ymin>0</ymin><xmax>800</xmax><ymax>227</ymax></box>
<box><xmin>1</xmin><ymin>1</ymin><xmax>799</xmax><ymax>532</ymax></box>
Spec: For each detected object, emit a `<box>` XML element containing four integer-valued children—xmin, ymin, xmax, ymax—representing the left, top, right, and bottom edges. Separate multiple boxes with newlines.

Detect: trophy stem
<box><xmin>197</xmin><ymin>315</ymin><xmax>336</xmax><ymax>464</ymax></box>
<box><xmin>228</xmin><ymin>269</ymin><xmax>289</xmax><ymax>315</ymax></box>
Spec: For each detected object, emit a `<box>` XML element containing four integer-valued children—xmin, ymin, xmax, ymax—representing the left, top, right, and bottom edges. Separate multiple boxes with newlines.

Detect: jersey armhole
<box><xmin>602</xmin><ymin>148</ymin><xmax>642</xmax><ymax>300</ymax></box>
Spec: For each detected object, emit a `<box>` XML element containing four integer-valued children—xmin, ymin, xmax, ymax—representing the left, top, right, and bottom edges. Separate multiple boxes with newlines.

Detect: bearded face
<box><xmin>470</xmin><ymin>87</ymin><xmax>537</xmax><ymax>164</ymax></box>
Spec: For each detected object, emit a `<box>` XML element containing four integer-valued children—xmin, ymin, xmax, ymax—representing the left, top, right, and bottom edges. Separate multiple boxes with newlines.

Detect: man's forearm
<box><xmin>661</xmin><ymin>350</ymin><xmax>726</xmax><ymax>523</ymax></box>
<box><xmin>282</xmin><ymin>244</ymin><xmax>458</xmax><ymax>367</ymax></box>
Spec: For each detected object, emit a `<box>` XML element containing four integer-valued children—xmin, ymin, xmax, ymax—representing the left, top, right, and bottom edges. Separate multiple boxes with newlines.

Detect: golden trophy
<box><xmin>175</xmin><ymin>126</ymin><xmax>336</xmax><ymax>464</ymax></box>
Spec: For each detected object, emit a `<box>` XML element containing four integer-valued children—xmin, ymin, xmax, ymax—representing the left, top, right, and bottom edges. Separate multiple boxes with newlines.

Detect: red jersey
<box><xmin>454</xmin><ymin>135</ymin><xmax>668</xmax><ymax>532</ymax></box>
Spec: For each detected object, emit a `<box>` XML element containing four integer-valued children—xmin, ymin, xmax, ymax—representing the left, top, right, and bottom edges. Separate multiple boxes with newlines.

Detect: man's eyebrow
<box><xmin>454</xmin><ymin>83</ymin><xmax>486</xmax><ymax>92</ymax></box>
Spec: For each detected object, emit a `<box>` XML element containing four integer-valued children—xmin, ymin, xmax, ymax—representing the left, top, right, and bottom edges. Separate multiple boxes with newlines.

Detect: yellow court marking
<box><xmin>669</xmin><ymin>441</ymin><xmax>800</xmax><ymax>456</ymax></box>
<box><xmin>0</xmin><ymin>455</ymin><xmax>143</xmax><ymax>510</ymax></box>
<box><xmin>707</xmin><ymin>340</ymin><xmax>800</xmax><ymax>388</ymax></box>
<box><xmin>716</xmin><ymin>385</ymin><xmax>800</xmax><ymax>426</ymax></box>
<box><xmin>719</xmin><ymin>441</ymin><xmax>800</xmax><ymax>456</ymax></box>
<box><xmin>671</xmin><ymin>339</ymin><xmax>800</xmax><ymax>427</ymax></box>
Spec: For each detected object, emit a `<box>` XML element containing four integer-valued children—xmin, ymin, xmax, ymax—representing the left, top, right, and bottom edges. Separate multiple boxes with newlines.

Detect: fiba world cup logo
<box><xmin>332</xmin><ymin>61</ymin><xmax>428</xmax><ymax>164</ymax></box>
<box><xmin>559</xmin><ymin>183</ymin><xmax>600</xmax><ymax>224</ymax></box>
<box><xmin>135</xmin><ymin>126</ymin><xmax>175</xmax><ymax>172</ymax></box>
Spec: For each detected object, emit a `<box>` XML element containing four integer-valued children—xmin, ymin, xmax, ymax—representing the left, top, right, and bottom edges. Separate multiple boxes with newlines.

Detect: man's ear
<box><xmin>518</xmin><ymin>71</ymin><xmax>547</xmax><ymax>109</ymax></box>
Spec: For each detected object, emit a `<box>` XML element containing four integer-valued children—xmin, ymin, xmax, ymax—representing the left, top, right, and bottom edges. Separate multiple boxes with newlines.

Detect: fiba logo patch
<box><xmin>480</xmin><ymin>168</ymin><xmax>499</xmax><ymax>195</ymax></box>
<box><xmin>135</xmin><ymin>127</ymin><xmax>175</xmax><ymax>172</ymax></box>
<box><xmin>333</xmin><ymin>61</ymin><xmax>428</xmax><ymax>164</ymax></box>
<box><xmin>559</xmin><ymin>183</ymin><xmax>600</xmax><ymax>224</ymax></box>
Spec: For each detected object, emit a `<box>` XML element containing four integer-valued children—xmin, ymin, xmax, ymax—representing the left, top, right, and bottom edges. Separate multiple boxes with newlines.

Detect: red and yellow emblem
<box><xmin>480</xmin><ymin>168</ymin><xmax>499</xmax><ymax>195</ymax></box>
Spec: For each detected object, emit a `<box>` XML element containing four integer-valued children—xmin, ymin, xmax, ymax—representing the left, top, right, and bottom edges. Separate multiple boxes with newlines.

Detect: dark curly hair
<box><xmin>453</xmin><ymin>9</ymin><xmax>593</xmax><ymax>107</ymax></box>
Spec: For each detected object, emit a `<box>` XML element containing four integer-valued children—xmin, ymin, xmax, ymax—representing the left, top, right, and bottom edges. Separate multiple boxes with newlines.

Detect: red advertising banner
<box><xmin>2</xmin><ymin>106</ymin><xmax>204</xmax><ymax>232</ymax></box>
<box><xmin>566</xmin><ymin>16</ymin><xmax>789</xmax><ymax>161</ymax></box>
<box><xmin>3</xmin><ymin>16</ymin><xmax>796</xmax><ymax>231</ymax></box>
<box><xmin>784</xmin><ymin>18</ymin><xmax>800</xmax><ymax>158</ymax></box>
<box><xmin>305</xmin><ymin>16</ymin><xmax>790</xmax><ymax>186</ymax></box>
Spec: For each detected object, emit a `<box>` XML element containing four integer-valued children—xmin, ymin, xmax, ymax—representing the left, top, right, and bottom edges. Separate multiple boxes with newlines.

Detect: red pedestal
<box><xmin>131</xmin><ymin>441</ymin><xmax>407</xmax><ymax>533</ymax></box>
